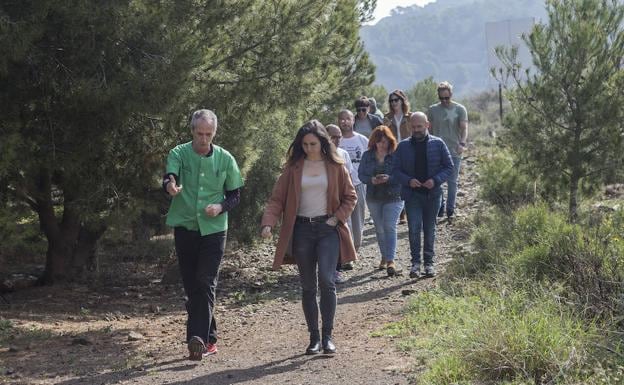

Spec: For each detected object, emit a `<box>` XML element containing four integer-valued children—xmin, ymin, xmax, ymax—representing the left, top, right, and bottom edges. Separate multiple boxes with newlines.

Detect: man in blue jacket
<box><xmin>391</xmin><ymin>112</ymin><xmax>453</xmax><ymax>278</ymax></box>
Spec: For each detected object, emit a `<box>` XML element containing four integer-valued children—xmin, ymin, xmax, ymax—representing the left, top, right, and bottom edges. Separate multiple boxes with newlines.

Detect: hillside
<box><xmin>360</xmin><ymin>0</ymin><xmax>547</xmax><ymax>95</ymax></box>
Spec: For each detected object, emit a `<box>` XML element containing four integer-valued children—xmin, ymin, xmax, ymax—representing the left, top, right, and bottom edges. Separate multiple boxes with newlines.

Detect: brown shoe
<box><xmin>386</xmin><ymin>261</ymin><xmax>396</xmax><ymax>277</ymax></box>
<box><xmin>378</xmin><ymin>260</ymin><xmax>387</xmax><ymax>270</ymax></box>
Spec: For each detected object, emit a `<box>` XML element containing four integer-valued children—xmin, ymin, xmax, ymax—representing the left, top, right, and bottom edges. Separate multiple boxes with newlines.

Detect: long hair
<box><xmin>368</xmin><ymin>125</ymin><xmax>398</xmax><ymax>152</ymax></box>
<box><xmin>388</xmin><ymin>89</ymin><xmax>410</xmax><ymax>115</ymax></box>
<box><xmin>287</xmin><ymin>120</ymin><xmax>343</xmax><ymax>166</ymax></box>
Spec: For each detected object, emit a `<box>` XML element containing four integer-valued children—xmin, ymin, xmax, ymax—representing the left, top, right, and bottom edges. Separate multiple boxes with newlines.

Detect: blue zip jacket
<box><xmin>391</xmin><ymin>134</ymin><xmax>454</xmax><ymax>200</ymax></box>
<box><xmin>358</xmin><ymin>149</ymin><xmax>401</xmax><ymax>201</ymax></box>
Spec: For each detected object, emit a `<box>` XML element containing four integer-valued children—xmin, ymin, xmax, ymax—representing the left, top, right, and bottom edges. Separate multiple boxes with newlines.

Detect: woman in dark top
<box><xmin>358</xmin><ymin>126</ymin><xmax>404</xmax><ymax>276</ymax></box>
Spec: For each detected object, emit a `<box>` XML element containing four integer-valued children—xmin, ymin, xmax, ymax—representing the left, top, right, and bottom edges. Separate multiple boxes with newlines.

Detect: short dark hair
<box><xmin>354</xmin><ymin>96</ymin><xmax>370</xmax><ymax>108</ymax></box>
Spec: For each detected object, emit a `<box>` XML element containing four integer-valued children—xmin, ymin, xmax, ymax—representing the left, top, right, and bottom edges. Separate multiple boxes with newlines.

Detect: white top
<box><xmin>339</xmin><ymin>132</ymin><xmax>369</xmax><ymax>186</ymax></box>
<box><xmin>337</xmin><ymin>147</ymin><xmax>357</xmax><ymax>185</ymax></box>
<box><xmin>393</xmin><ymin>113</ymin><xmax>403</xmax><ymax>142</ymax></box>
<box><xmin>298</xmin><ymin>160</ymin><xmax>328</xmax><ymax>217</ymax></box>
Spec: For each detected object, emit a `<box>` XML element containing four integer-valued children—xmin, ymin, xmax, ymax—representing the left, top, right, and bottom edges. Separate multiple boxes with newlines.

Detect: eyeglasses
<box><xmin>389</xmin><ymin>98</ymin><xmax>401</xmax><ymax>103</ymax></box>
<box><xmin>330</xmin><ymin>135</ymin><xmax>342</xmax><ymax>140</ymax></box>
<box><xmin>439</xmin><ymin>96</ymin><xmax>450</xmax><ymax>101</ymax></box>
<box><xmin>356</xmin><ymin>107</ymin><xmax>368</xmax><ymax>112</ymax></box>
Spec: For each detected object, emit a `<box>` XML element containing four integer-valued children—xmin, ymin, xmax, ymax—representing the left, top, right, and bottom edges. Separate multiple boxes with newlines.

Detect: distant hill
<box><xmin>360</xmin><ymin>0</ymin><xmax>547</xmax><ymax>96</ymax></box>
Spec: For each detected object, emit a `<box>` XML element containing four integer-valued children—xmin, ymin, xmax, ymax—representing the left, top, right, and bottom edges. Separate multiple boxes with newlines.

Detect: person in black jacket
<box><xmin>353</xmin><ymin>96</ymin><xmax>383</xmax><ymax>138</ymax></box>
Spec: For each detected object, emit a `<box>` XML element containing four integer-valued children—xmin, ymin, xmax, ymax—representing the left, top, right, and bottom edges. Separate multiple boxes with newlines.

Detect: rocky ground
<box><xmin>0</xmin><ymin>155</ymin><xmax>480</xmax><ymax>385</ymax></box>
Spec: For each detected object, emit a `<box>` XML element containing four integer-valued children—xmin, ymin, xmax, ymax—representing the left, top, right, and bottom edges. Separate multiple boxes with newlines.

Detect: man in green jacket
<box><xmin>163</xmin><ymin>109</ymin><xmax>244</xmax><ymax>360</ymax></box>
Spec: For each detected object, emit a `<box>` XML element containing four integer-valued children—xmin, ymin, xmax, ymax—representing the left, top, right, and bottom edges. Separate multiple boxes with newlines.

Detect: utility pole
<box><xmin>498</xmin><ymin>82</ymin><xmax>503</xmax><ymax>121</ymax></box>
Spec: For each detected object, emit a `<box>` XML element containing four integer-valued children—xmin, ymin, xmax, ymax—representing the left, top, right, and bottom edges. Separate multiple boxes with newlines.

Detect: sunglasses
<box><xmin>389</xmin><ymin>98</ymin><xmax>401</xmax><ymax>103</ymax></box>
<box><xmin>439</xmin><ymin>96</ymin><xmax>450</xmax><ymax>101</ymax></box>
<box><xmin>356</xmin><ymin>107</ymin><xmax>368</xmax><ymax>112</ymax></box>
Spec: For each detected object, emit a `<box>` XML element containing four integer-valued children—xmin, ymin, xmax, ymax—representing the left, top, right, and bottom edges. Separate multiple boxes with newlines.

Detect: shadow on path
<box><xmin>57</xmin><ymin>357</ymin><xmax>188</xmax><ymax>385</ymax></box>
<box><xmin>165</xmin><ymin>353</ymin><xmax>329</xmax><ymax>385</ymax></box>
<box><xmin>338</xmin><ymin>278</ymin><xmax>418</xmax><ymax>305</ymax></box>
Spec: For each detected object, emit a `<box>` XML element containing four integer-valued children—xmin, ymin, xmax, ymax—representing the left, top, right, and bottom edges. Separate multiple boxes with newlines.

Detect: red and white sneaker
<box><xmin>204</xmin><ymin>343</ymin><xmax>217</xmax><ymax>356</ymax></box>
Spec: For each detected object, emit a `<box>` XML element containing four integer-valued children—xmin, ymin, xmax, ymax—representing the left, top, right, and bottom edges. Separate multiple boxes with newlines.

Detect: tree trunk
<box><xmin>71</xmin><ymin>223</ymin><xmax>107</xmax><ymax>275</ymax></box>
<box><xmin>39</xmin><ymin>204</ymin><xmax>81</xmax><ymax>284</ymax></box>
<box><xmin>30</xmin><ymin>167</ymin><xmax>108</xmax><ymax>284</ymax></box>
<box><xmin>568</xmin><ymin>175</ymin><xmax>579</xmax><ymax>223</ymax></box>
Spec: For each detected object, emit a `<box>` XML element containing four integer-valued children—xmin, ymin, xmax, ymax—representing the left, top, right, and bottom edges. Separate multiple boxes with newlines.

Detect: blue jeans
<box><xmin>404</xmin><ymin>190</ymin><xmax>442</xmax><ymax>266</ymax></box>
<box><xmin>442</xmin><ymin>155</ymin><xmax>462</xmax><ymax>213</ymax></box>
<box><xmin>292</xmin><ymin>220</ymin><xmax>339</xmax><ymax>335</ymax></box>
<box><xmin>367</xmin><ymin>199</ymin><xmax>404</xmax><ymax>262</ymax></box>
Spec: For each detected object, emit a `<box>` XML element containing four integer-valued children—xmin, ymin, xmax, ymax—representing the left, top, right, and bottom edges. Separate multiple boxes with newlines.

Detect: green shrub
<box><xmin>387</xmin><ymin>287</ymin><xmax>598</xmax><ymax>385</ymax></box>
<box><xmin>477</xmin><ymin>148</ymin><xmax>536</xmax><ymax>209</ymax></box>
<box><xmin>445</xmin><ymin>208</ymin><xmax>514</xmax><ymax>278</ymax></box>
<box><xmin>453</xmin><ymin>203</ymin><xmax>624</xmax><ymax>320</ymax></box>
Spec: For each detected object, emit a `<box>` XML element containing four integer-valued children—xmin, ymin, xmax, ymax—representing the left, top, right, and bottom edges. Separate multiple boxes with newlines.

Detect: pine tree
<box><xmin>495</xmin><ymin>0</ymin><xmax>624</xmax><ymax>221</ymax></box>
<box><xmin>0</xmin><ymin>0</ymin><xmax>376</xmax><ymax>282</ymax></box>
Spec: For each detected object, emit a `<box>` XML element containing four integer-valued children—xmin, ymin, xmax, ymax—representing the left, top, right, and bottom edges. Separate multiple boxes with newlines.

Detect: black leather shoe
<box><xmin>306</xmin><ymin>339</ymin><xmax>321</xmax><ymax>355</ymax></box>
<box><xmin>322</xmin><ymin>335</ymin><xmax>336</xmax><ymax>354</ymax></box>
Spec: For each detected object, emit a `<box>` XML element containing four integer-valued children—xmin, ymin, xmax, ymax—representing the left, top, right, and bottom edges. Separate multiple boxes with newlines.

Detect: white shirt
<box><xmin>339</xmin><ymin>132</ymin><xmax>369</xmax><ymax>185</ymax></box>
<box><xmin>337</xmin><ymin>147</ymin><xmax>357</xmax><ymax>185</ymax></box>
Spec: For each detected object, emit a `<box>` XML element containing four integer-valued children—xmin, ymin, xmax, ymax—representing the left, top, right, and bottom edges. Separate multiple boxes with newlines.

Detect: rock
<box><xmin>0</xmin><ymin>273</ymin><xmax>38</xmax><ymax>293</ymax></box>
<box><xmin>401</xmin><ymin>289</ymin><xmax>416</xmax><ymax>296</ymax></box>
<box><xmin>149</xmin><ymin>304</ymin><xmax>161</xmax><ymax>314</ymax></box>
<box><xmin>605</xmin><ymin>183</ymin><xmax>624</xmax><ymax>197</ymax></box>
<box><xmin>128</xmin><ymin>331</ymin><xmax>145</xmax><ymax>341</ymax></box>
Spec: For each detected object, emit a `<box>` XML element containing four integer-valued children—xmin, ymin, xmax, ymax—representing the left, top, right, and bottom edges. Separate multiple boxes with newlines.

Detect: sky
<box><xmin>370</xmin><ymin>0</ymin><xmax>436</xmax><ymax>24</ymax></box>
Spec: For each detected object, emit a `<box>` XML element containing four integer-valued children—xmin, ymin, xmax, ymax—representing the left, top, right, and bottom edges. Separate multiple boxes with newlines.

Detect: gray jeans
<box><xmin>350</xmin><ymin>183</ymin><xmax>367</xmax><ymax>250</ymax></box>
<box><xmin>292</xmin><ymin>220</ymin><xmax>339</xmax><ymax>335</ymax></box>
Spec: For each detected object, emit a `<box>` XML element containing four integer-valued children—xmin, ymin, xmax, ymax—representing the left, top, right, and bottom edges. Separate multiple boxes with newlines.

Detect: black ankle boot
<box><xmin>305</xmin><ymin>331</ymin><xmax>321</xmax><ymax>355</ymax></box>
<box><xmin>322</xmin><ymin>334</ymin><xmax>336</xmax><ymax>354</ymax></box>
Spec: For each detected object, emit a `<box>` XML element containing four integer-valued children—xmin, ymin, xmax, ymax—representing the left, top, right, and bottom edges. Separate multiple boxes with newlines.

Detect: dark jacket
<box><xmin>391</xmin><ymin>134</ymin><xmax>454</xmax><ymax>201</ymax></box>
<box><xmin>355</xmin><ymin>113</ymin><xmax>384</xmax><ymax>136</ymax></box>
<box><xmin>358</xmin><ymin>150</ymin><xmax>401</xmax><ymax>202</ymax></box>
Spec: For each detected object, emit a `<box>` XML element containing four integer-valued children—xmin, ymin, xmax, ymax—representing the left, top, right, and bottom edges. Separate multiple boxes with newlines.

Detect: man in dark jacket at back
<box><xmin>391</xmin><ymin>112</ymin><xmax>453</xmax><ymax>279</ymax></box>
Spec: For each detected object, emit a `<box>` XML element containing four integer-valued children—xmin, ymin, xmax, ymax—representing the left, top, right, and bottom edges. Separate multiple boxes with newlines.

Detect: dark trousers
<box><xmin>292</xmin><ymin>221</ymin><xmax>339</xmax><ymax>336</ymax></box>
<box><xmin>174</xmin><ymin>227</ymin><xmax>226</xmax><ymax>345</ymax></box>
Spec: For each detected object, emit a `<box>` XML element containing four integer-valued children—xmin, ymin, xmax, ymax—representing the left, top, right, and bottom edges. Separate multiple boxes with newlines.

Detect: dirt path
<box><xmin>0</xmin><ymin>156</ymin><xmax>478</xmax><ymax>385</ymax></box>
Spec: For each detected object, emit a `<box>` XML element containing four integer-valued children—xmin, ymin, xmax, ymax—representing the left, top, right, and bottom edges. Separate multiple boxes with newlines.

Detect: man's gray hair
<box><xmin>190</xmin><ymin>109</ymin><xmax>218</xmax><ymax>130</ymax></box>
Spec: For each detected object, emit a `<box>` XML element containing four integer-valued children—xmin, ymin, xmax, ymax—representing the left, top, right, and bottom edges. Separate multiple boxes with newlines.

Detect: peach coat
<box><xmin>261</xmin><ymin>158</ymin><xmax>358</xmax><ymax>270</ymax></box>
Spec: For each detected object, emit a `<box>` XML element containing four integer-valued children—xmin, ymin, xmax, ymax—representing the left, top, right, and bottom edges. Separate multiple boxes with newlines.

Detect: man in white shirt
<box><xmin>337</xmin><ymin>110</ymin><xmax>369</xmax><ymax>251</ymax></box>
<box><xmin>326</xmin><ymin>123</ymin><xmax>356</xmax><ymax>279</ymax></box>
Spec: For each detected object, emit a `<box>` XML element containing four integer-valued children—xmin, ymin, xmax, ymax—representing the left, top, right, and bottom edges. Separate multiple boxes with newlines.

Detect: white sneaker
<box><xmin>409</xmin><ymin>265</ymin><xmax>421</xmax><ymax>279</ymax></box>
<box><xmin>334</xmin><ymin>270</ymin><xmax>347</xmax><ymax>284</ymax></box>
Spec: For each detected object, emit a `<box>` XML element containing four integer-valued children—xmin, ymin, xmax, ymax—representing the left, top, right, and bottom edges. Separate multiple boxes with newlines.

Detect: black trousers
<box><xmin>174</xmin><ymin>227</ymin><xmax>226</xmax><ymax>344</ymax></box>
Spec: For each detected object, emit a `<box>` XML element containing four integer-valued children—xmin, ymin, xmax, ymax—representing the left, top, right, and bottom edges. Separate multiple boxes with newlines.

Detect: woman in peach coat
<box><xmin>261</xmin><ymin>120</ymin><xmax>356</xmax><ymax>355</ymax></box>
